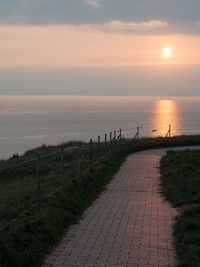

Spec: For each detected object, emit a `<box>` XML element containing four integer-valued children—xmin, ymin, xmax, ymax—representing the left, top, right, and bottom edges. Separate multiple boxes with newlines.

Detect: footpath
<box><xmin>43</xmin><ymin>147</ymin><xmax>200</xmax><ymax>267</ymax></box>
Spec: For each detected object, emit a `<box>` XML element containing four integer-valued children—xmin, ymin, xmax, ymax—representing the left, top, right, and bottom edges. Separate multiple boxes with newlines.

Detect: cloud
<box><xmin>0</xmin><ymin>0</ymin><xmax>200</xmax><ymax>34</ymax></box>
<box><xmin>85</xmin><ymin>0</ymin><xmax>100</xmax><ymax>8</ymax></box>
<box><xmin>87</xmin><ymin>20</ymin><xmax>168</xmax><ymax>33</ymax></box>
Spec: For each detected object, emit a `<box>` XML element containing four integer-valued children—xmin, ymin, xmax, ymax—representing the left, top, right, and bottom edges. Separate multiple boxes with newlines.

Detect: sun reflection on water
<box><xmin>153</xmin><ymin>99</ymin><xmax>180</xmax><ymax>137</ymax></box>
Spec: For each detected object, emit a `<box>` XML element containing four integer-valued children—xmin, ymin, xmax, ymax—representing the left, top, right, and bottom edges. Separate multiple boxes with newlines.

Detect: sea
<box><xmin>0</xmin><ymin>95</ymin><xmax>200</xmax><ymax>159</ymax></box>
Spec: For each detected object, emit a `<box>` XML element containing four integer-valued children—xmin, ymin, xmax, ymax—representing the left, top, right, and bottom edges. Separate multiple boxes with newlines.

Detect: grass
<box><xmin>160</xmin><ymin>149</ymin><xmax>200</xmax><ymax>267</ymax></box>
<box><xmin>0</xmin><ymin>154</ymin><xmax>126</xmax><ymax>266</ymax></box>
<box><xmin>0</xmin><ymin>139</ymin><xmax>128</xmax><ymax>267</ymax></box>
<box><xmin>1</xmin><ymin>134</ymin><xmax>200</xmax><ymax>266</ymax></box>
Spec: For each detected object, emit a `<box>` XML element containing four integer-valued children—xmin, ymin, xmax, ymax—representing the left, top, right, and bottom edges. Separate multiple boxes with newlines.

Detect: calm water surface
<box><xmin>0</xmin><ymin>95</ymin><xmax>200</xmax><ymax>158</ymax></box>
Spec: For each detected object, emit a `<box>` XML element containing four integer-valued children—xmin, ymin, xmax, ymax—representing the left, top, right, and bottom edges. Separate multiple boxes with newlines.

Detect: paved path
<box><xmin>43</xmin><ymin>146</ymin><xmax>200</xmax><ymax>267</ymax></box>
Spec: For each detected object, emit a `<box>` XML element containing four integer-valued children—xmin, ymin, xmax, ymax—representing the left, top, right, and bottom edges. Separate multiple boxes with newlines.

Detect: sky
<box><xmin>1</xmin><ymin>0</ymin><xmax>200</xmax><ymax>96</ymax></box>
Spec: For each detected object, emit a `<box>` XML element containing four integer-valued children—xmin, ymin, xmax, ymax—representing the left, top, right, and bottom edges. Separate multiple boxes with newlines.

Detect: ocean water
<box><xmin>0</xmin><ymin>95</ymin><xmax>200</xmax><ymax>159</ymax></box>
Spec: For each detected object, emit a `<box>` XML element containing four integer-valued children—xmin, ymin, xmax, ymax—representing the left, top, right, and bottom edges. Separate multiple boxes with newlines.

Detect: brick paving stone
<box><xmin>43</xmin><ymin>146</ymin><xmax>200</xmax><ymax>267</ymax></box>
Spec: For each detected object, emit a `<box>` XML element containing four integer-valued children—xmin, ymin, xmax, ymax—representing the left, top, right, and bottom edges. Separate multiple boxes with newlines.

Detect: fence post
<box><xmin>77</xmin><ymin>142</ymin><xmax>82</xmax><ymax>180</ymax></box>
<box><xmin>114</xmin><ymin>130</ymin><xmax>116</xmax><ymax>140</ymax></box>
<box><xmin>90</xmin><ymin>139</ymin><xmax>93</xmax><ymax>175</ymax></box>
<box><xmin>98</xmin><ymin>136</ymin><xmax>100</xmax><ymax>161</ymax></box>
<box><xmin>60</xmin><ymin>146</ymin><xmax>64</xmax><ymax>194</ymax></box>
<box><xmin>120</xmin><ymin>128</ymin><xmax>122</xmax><ymax>142</ymax></box>
<box><xmin>169</xmin><ymin>124</ymin><xmax>171</xmax><ymax>137</ymax></box>
<box><xmin>36</xmin><ymin>152</ymin><xmax>40</xmax><ymax>219</ymax></box>
<box><xmin>105</xmin><ymin>133</ymin><xmax>107</xmax><ymax>160</ymax></box>
<box><xmin>110</xmin><ymin>131</ymin><xmax>113</xmax><ymax>156</ymax></box>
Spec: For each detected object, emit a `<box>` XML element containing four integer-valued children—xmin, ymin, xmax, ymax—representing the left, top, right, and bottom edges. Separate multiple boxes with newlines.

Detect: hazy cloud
<box><xmin>1</xmin><ymin>66</ymin><xmax>200</xmax><ymax>96</ymax></box>
<box><xmin>0</xmin><ymin>0</ymin><xmax>200</xmax><ymax>34</ymax></box>
<box><xmin>85</xmin><ymin>0</ymin><xmax>100</xmax><ymax>8</ymax></box>
<box><xmin>84</xmin><ymin>20</ymin><xmax>168</xmax><ymax>33</ymax></box>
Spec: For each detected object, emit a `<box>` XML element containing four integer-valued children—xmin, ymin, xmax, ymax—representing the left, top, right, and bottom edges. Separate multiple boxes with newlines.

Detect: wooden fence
<box><xmin>0</xmin><ymin>128</ymin><xmax>124</xmax><ymax>233</ymax></box>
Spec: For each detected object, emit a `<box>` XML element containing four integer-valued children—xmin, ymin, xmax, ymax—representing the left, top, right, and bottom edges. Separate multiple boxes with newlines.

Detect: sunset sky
<box><xmin>1</xmin><ymin>0</ymin><xmax>200</xmax><ymax>95</ymax></box>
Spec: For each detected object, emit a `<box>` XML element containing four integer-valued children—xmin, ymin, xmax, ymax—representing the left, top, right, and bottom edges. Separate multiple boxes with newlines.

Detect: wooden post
<box><xmin>119</xmin><ymin>128</ymin><xmax>122</xmax><ymax>141</ymax></box>
<box><xmin>114</xmin><ymin>131</ymin><xmax>116</xmax><ymax>140</ymax></box>
<box><xmin>98</xmin><ymin>136</ymin><xmax>100</xmax><ymax>161</ymax></box>
<box><xmin>77</xmin><ymin>142</ymin><xmax>82</xmax><ymax>180</ymax></box>
<box><xmin>110</xmin><ymin>131</ymin><xmax>113</xmax><ymax>156</ymax></box>
<box><xmin>169</xmin><ymin>124</ymin><xmax>171</xmax><ymax>137</ymax></box>
<box><xmin>36</xmin><ymin>152</ymin><xmax>40</xmax><ymax>219</ymax></box>
<box><xmin>60</xmin><ymin>146</ymin><xmax>64</xmax><ymax>194</ymax></box>
<box><xmin>90</xmin><ymin>139</ymin><xmax>93</xmax><ymax>175</ymax></box>
<box><xmin>104</xmin><ymin>133</ymin><xmax>107</xmax><ymax>162</ymax></box>
<box><xmin>105</xmin><ymin>133</ymin><xmax>107</xmax><ymax>154</ymax></box>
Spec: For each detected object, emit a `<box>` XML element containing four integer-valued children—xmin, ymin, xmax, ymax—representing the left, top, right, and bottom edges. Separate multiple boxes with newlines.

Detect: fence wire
<box><xmin>0</xmin><ymin>130</ymin><xmax>122</xmax><ymax>234</ymax></box>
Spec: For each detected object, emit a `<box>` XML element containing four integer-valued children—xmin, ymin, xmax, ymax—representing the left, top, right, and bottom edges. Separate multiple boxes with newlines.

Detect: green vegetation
<box><xmin>1</xmin><ymin>134</ymin><xmax>200</xmax><ymax>266</ymax></box>
<box><xmin>160</xmin><ymin>149</ymin><xmax>200</xmax><ymax>267</ymax></box>
<box><xmin>0</xmin><ymin>138</ymin><xmax>128</xmax><ymax>267</ymax></box>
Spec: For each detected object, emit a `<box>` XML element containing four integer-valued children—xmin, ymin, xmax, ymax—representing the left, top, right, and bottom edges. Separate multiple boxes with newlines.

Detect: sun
<box><xmin>163</xmin><ymin>48</ymin><xmax>171</xmax><ymax>57</ymax></box>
